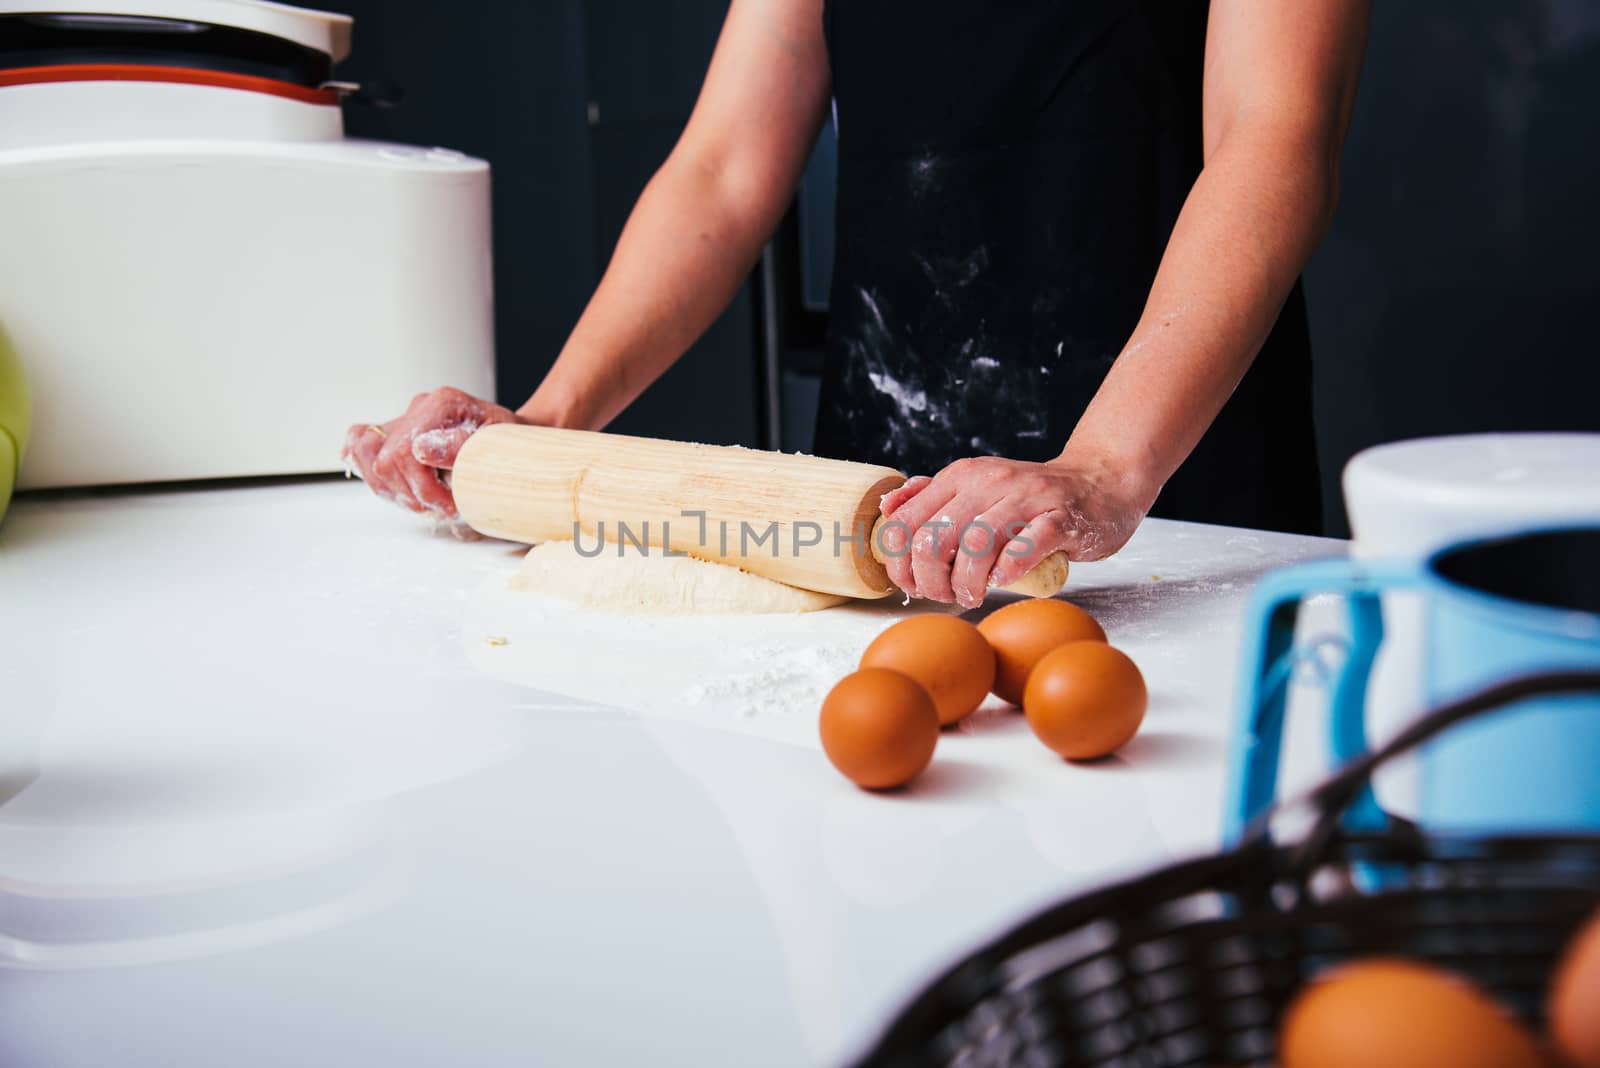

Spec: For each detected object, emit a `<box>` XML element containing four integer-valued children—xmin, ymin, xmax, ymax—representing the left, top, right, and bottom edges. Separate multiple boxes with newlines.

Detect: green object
<box><xmin>0</xmin><ymin>321</ymin><xmax>29</xmax><ymax>525</ymax></box>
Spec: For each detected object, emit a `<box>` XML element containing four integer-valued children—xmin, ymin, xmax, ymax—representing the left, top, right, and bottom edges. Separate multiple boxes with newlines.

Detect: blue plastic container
<box><xmin>1225</xmin><ymin>527</ymin><xmax>1600</xmax><ymax>842</ymax></box>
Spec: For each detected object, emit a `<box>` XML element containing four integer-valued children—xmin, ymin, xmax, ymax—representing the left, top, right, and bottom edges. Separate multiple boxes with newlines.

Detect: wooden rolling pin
<box><xmin>452</xmin><ymin>424</ymin><xmax>1069</xmax><ymax>601</ymax></box>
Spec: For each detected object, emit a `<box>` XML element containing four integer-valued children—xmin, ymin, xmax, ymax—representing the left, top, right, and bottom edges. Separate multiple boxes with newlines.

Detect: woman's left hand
<box><xmin>876</xmin><ymin>451</ymin><xmax>1158</xmax><ymax>609</ymax></box>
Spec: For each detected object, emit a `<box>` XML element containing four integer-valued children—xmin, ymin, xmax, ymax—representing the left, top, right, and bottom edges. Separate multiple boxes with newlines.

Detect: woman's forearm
<box><xmin>1059</xmin><ymin>0</ymin><xmax>1367</xmax><ymax>505</ymax></box>
<box><xmin>1057</xmin><ymin>120</ymin><xmax>1340</xmax><ymax>501</ymax></box>
<box><xmin>521</xmin><ymin>0</ymin><xmax>833</xmax><ymax>431</ymax></box>
<box><xmin>518</xmin><ymin>151</ymin><xmax>785</xmax><ymax>430</ymax></box>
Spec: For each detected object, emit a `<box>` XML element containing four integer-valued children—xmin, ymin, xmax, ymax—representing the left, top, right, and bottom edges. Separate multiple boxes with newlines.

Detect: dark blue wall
<box><xmin>1306</xmin><ymin>0</ymin><xmax>1600</xmax><ymax>533</ymax></box>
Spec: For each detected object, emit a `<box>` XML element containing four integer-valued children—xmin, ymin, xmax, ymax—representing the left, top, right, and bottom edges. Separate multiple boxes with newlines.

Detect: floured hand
<box><xmin>342</xmin><ymin>386</ymin><xmax>520</xmax><ymax>530</ymax></box>
<box><xmin>877</xmin><ymin>451</ymin><xmax>1157</xmax><ymax>609</ymax></box>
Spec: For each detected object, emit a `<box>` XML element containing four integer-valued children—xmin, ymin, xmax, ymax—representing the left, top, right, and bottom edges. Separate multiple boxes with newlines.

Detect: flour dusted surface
<box><xmin>466</xmin><ymin>569</ymin><xmax>929</xmax><ymax>746</ymax></box>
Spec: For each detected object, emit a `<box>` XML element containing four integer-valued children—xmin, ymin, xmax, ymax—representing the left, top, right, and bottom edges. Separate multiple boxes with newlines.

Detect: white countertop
<box><xmin>0</xmin><ymin>478</ymin><xmax>1344</xmax><ymax>1067</ymax></box>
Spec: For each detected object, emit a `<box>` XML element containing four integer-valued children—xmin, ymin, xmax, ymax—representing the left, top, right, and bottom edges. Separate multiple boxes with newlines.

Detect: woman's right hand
<box><xmin>341</xmin><ymin>386</ymin><xmax>520</xmax><ymax>521</ymax></box>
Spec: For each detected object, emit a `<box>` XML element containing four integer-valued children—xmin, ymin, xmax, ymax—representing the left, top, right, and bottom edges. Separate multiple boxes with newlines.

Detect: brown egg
<box><xmin>1551</xmin><ymin>909</ymin><xmax>1600</xmax><ymax>1068</ymax></box>
<box><xmin>1279</xmin><ymin>958</ymin><xmax>1545</xmax><ymax>1068</ymax></box>
<box><xmin>1021</xmin><ymin>641</ymin><xmax>1146</xmax><ymax>760</ymax></box>
<box><xmin>977</xmin><ymin>598</ymin><xmax>1107</xmax><ymax>706</ymax></box>
<box><xmin>819</xmin><ymin>668</ymin><xmax>939</xmax><ymax>790</ymax></box>
<box><xmin>860</xmin><ymin>614</ymin><xmax>996</xmax><ymax>726</ymax></box>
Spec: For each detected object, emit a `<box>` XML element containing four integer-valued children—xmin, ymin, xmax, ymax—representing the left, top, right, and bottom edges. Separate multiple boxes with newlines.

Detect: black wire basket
<box><xmin>852</xmin><ymin>671</ymin><xmax>1600</xmax><ymax>1068</ymax></box>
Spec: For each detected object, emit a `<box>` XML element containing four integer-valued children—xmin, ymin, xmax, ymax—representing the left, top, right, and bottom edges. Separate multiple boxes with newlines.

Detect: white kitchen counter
<box><xmin>0</xmin><ymin>478</ymin><xmax>1345</xmax><ymax>1067</ymax></box>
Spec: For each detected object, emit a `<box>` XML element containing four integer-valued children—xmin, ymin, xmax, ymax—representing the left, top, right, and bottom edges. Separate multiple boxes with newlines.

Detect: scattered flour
<box><xmin>465</xmin><ymin>578</ymin><xmax>925</xmax><ymax>745</ymax></box>
<box><xmin>681</xmin><ymin>643</ymin><xmax>866</xmax><ymax>721</ymax></box>
<box><xmin>866</xmin><ymin>371</ymin><xmax>929</xmax><ymax>414</ymax></box>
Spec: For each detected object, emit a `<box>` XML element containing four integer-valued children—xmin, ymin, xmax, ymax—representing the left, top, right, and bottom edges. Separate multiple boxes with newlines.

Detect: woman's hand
<box><xmin>341</xmin><ymin>387</ymin><xmax>519</xmax><ymax>523</ymax></box>
<box><xmin>877</xmin><ymin>451</ymin><xmax>1159</xmax><ymax>609</ymax></box>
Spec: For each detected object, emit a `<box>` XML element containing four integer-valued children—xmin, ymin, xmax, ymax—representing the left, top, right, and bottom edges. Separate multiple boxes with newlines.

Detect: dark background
<box><xmin>323</xmin><ymin>0</ymin><xmax>1600</xmax><ymax>538</ymax></box>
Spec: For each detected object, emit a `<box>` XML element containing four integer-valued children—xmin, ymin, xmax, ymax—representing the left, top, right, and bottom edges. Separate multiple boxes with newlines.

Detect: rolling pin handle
<box><xmin>995</xmin><ymin>551</ymin><xmax>1071</xmax><ymax>598</ymax></box>
<box><xmin>868</xmin><ymin>516</ymin><xmax>1069</xmax><ymax>600</ymax></box>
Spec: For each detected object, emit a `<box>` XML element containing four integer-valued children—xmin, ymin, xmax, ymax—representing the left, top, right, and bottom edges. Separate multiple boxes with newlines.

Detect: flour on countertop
<box><xmin>462</xmin><ymin>519</ymin><xmax>1347</xmax><ymax>756</ymax></box>
<box><xmin>681</xmin><ymin>642</ymin><xmax>866</xmax><ymax>721</ymax></box>
<box><xmin>465</xmin><ymin>576</ymin><xmax>926</xmax><ymax>743</ymax></box>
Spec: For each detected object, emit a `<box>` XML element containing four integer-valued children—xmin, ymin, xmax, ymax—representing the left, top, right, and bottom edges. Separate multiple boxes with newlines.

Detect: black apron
<box><xmin>812</xmin><ymin>0</ymin><xmax>1323</xmax><ymax>536</ymax></box>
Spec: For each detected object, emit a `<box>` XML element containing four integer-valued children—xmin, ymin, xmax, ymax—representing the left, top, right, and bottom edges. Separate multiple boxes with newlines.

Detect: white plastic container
<box><xmin>0</xmin><ymin>1</ymin><xmax>495</xmax><ymax>488</ymax></box>
<box><xmin>1342</xmin><ymin>433</ymin><xmax>1600</xmax><ymax>808</ymax></box>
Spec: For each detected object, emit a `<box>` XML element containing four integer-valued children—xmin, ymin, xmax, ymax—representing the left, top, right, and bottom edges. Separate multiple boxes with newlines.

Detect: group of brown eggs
<box><xmin>817</xmin><ymin>602</ymin><xmax>1600</xmax><ymax>1068</ymax></box>
<box><xmin>817</xmin><ymin>598</ymin><xmax>1145</xmax><ymax>790</ymax></box>
<box><xmin>1277</xmin><ymin>911</ymin><xmax>1600</xmax><ymax>1068</ymax></box>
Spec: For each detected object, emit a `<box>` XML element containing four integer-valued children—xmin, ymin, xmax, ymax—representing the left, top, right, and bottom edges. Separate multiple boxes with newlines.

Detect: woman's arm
<box><xmin>1056</xmin><ymin>0</ymin><xmax>1372</xmax><ymax>498</ymax></box>
<box><xmin>522</xmin><ymin>0</ymin><xmax>833</xmax><ymax>429</ymax></box>
<box><xmin>881</xmin><ymin>0</ymin><xmax>1371</xmax><ymax>606</ymax></box>
<box><xmin>345</xmin><ymin>0</ymin><xmax>830</xmax><ymax>516</ymax></box>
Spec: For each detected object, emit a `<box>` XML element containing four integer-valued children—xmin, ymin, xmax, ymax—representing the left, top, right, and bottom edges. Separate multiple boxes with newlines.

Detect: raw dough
<box><xmin>510</xmin><ymin>539</ymin><xmax>849</xmax><ymax>615</ymax></box>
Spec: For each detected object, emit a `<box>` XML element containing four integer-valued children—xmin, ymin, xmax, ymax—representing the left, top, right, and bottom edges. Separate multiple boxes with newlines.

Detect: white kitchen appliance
<box><xmin>0</xmin><ymin>0</ymin><xmax>495</xmax><ymax>488</ymax></box>
<box><xmin>1341</xmin><ymin>432</ymin><xmax>1600</xmax><ymax>814</ymax></box>
<box><xmin>1344</xmin><ymin>432</ymin><xmax>1600</xmax><ymax>735</ymax></box>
